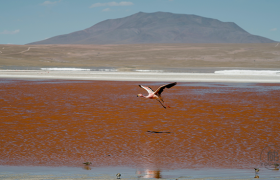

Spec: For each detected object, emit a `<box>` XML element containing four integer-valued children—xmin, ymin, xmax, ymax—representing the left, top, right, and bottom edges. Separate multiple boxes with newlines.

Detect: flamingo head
<box><xmin>137</xmin><ymin>94</ymin><xmax>144</xmax><ymax>97</ymax></box>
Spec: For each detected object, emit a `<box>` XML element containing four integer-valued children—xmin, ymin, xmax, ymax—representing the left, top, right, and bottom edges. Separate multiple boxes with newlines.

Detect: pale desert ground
<box><xmin>0</xmin><ymin>43</ymin><xmax>280</xmax><ymax>82</ymax></box>
<box><xmin>0</xmin><ymin>43</ymin><xmax>280</xmax><ymax>71</ymax></box>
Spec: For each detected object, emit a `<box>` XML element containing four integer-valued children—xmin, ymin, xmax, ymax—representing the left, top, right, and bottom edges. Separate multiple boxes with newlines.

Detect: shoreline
<box><xmin>1</xmin><ymin>165</ymin><xmax>277</xmax><ymax>180</ymax></box>
<box><xmin>0</xmin><ymin>70</ymin><xmax>280</xmax><ymax>83</ymax></box>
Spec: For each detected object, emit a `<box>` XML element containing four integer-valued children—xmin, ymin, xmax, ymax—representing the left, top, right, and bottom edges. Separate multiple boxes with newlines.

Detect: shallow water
<box><xmin>0</xmin><ymin>79</ymin><xmax>279</xmax><ymax>171</ymax></box>
<box><xmin>1</xmin><ymin>165</ymin><xmax>279</xmax><ymax>179</ymax></box>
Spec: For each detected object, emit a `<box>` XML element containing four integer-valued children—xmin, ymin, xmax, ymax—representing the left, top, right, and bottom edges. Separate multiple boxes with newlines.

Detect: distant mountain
<box><xmin>28</xmin><ymin>12</ymin><xmax>276</xmax><ymax>44</ymax></box>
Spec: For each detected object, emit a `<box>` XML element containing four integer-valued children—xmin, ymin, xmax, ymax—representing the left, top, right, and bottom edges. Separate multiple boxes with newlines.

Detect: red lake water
<box><xmin>0</xmin><ymin>79</ymin><xmax>279</xmax><ymax>170</ymax></box>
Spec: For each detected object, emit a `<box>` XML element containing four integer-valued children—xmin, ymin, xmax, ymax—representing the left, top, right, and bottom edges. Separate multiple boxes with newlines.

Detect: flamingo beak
<box><xmin>137</xmin><ymin>94</ymin><xmax>139</xmax><ymax>97</ymax></box>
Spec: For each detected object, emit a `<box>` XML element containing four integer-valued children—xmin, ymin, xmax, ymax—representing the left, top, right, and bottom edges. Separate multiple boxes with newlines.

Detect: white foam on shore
<box><xmin>215</xmin><ymin>70</ymin><xmax>280</xmax><ymax>75</ymax></box>
<box><xmin>41</xmin><ymin>68</ymin><xmax>90</xmax><ymax>71</ymax></box>
<box><xmin>135</xmin><ymin>70</ymin><xmax>164</xmax><ymax>72</ymax></box>
<box><xmin>95</xmin><ymin>69</ymin><xmax>118</xmax><ymax>72</ymax></box>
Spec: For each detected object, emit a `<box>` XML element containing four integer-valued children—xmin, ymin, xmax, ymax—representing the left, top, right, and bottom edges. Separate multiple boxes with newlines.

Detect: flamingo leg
<box><xmin>159</xmin><ymin>97</ymin><xmax>170</xmax><ymax>108</ymax></box>
<box><xmin>157</xmin><ymin>99</ymin><xmax>166</xmax><ymax>109</ymax></box>
<box><xmin>162</xmin><ymin>100</ymin><xmax>170</xmax><ymax>108</ymax></box>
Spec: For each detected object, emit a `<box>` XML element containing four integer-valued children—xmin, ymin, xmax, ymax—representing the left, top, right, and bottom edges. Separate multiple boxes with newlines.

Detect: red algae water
<box><xmin>0</xmin><ymin>79</ymin><xmax>279</xmax><ymax>169</ymax></box>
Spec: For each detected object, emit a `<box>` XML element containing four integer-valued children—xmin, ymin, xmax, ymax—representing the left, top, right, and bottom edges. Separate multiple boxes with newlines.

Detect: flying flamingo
<box><xmin>137</xmin><ymin>82</ymin><xmax>177</xmax><ymax>108</ymax></box>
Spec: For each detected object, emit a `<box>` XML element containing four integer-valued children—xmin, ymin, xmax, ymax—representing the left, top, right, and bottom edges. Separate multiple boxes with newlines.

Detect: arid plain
<box><xmin>0</xmin><ymin>43</ymin><xmax>280</xmax><ymax>71</ymax></box>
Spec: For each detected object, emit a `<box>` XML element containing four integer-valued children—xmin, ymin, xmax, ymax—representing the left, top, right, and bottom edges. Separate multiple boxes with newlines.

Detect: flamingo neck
<box><xmin>138</xmin><ymin>94</ymin><xmax>147</xmax><ymax>98</ymax></box>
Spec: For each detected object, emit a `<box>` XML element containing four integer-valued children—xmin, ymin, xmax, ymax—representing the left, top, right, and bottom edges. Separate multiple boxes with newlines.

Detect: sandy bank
<box><xmin>0</xmin><ymin>70</ymin><xmax>280</xmax><ymax>83</ymax></box>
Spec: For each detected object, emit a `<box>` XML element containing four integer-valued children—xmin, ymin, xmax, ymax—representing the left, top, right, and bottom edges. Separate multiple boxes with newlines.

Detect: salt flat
<box><xmin>0</xmin><ymin>70</ymin><xmax>280</xmax><ymax>83</ymax></box>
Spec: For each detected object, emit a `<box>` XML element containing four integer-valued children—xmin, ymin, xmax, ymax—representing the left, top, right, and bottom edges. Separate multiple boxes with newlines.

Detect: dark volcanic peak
<box><xmin>28</xmin><ymin>12</ymin><xmax>275</xmax><ymax>44</ymax></box>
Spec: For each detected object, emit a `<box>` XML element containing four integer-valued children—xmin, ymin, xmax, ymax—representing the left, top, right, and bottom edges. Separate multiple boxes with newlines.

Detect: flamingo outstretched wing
<box><xmin>139</xmin><ymin>85</ymin><xmax>154</xmax><ymax>94</ymax></box>
<box><xmin>154</xmin><ymin>82</ymin><xmax>177</xmax><ymax>95</ymax></box>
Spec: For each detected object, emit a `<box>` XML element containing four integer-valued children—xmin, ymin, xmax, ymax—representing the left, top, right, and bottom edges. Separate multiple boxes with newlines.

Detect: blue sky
<box><xmin>0</xmin><ymin>0</ymin><xmax>279</xmax><ymax>44</ymax></box>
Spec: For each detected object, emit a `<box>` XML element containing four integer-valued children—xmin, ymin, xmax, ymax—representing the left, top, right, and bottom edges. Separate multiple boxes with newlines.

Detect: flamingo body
<box><xmin>137</xmin><ymin>82</ymin><xmax>177</xmax><ymax>108</ymax></box>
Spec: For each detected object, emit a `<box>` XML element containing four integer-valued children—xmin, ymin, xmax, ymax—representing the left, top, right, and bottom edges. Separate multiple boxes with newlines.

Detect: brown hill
<box><xmin>28</xmin><ymin>12</ymin><xmax>275</xmax><ymax>44</ymax></box>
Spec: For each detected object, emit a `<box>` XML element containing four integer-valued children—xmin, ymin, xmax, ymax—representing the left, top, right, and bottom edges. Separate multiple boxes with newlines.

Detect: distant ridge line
<box><xmin>28</xmin><ymin>11</ymin><xmax>276</xmax><ymax>45</ymax></box>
